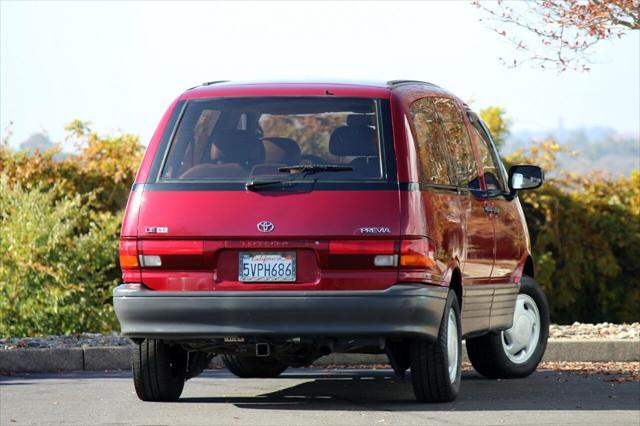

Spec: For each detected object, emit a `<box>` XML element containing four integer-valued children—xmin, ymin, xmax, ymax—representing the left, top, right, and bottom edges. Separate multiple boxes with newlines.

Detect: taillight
<box><xmin>400</xmin><ymin>237</ymin><xmax>435</xmax><ymax>268</ymax></box>
<box><xmin>138</xmin><ymin>240</ymin><xmax>210</xmax><ymax>270</ymax></box>
<box><xmin>398</xmin><ymin>237</ymin><xmax>436</xmax><ymax>283</ymax></box>
<box><xmin>329</xmin><ymin>240</ymin><xmax>395</xmax><ymax>255</ymax></box>
<box><xmin>119</xmin><ymin>240</ymin><xmax>139</xmax><ymax>268</ymax></box>
<box><xmin>119</xmin><ymin>239</ymin><xmax>141</xmax><ymax>282</ymax></box>
<box><xmin>328</xmin><ymin>239</ymin><xmax>398</xmax><ymax>268</ymax></box>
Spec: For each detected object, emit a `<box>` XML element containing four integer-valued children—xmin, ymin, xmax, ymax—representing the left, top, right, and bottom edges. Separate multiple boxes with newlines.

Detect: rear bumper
<box><xmin>113</xmin><ymin>284</ymin><xmax>448</xmax><ymax>341</ymax></box>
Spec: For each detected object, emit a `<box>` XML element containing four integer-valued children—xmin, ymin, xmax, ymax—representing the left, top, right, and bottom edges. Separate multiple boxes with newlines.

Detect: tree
<box><xmin>479</xmin><ymin>106</ymin><xmax>510</xmax><ymax>149</ymax></box>
<box><xmin>474</xmin><ymin>0</ymin><xmax>640</xmax><ymax>71</ymax></box>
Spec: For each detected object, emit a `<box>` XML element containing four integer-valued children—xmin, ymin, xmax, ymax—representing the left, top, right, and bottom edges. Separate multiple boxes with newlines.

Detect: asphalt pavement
<box><xmin>1</xmin><ymin>368</ymin><xmax>639</xmax><ymax>425</ymax></box>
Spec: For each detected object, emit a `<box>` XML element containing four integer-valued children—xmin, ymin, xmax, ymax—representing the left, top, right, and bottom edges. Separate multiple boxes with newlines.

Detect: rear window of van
<box><xmin>159</xmin><ymin>97</ymin><xmax>387</xmax><ymax>181</ymax></box>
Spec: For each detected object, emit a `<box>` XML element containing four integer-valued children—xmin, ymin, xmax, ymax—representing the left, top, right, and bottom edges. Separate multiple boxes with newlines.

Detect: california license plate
<box><xmin>239</xmin><ymin>252</ymin><xmax>296</xmax><ymax>282</ymax></box>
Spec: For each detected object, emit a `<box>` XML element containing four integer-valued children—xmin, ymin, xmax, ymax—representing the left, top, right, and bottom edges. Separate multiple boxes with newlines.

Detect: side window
<box><xmin>433</xmin><ymin>98</ymin><xmax>478</xmax><ymax>188</ymax></box>
<box><xmin>409</xmin><ymin>98</ymin><xmax>453</xmax><ymax>185</ymax></box>
<box><xmin>469</xmin><ymin>120</ymin><xmax>507</xmax><ymax>192</ymax></box>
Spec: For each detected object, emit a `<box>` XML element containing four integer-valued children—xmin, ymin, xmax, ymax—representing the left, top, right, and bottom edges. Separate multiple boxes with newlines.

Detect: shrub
<box><xmin>0</xmin><ymin>177</ymin><xmax>121</xmax><ymax>336</ymax></box>
<box><xmin>0</xmin><ymin>122</ymin><xmax>142</xmax><ymax>337</ymax></box>
<box><xmin>506</xmin><ymin>142</ymin><xmax>640</xmax><ymax>323</ymax></box>
<box><xmin>0</xmin><ymin>120</ymin><xmax>143</xmax><ymax>213</ymax></box>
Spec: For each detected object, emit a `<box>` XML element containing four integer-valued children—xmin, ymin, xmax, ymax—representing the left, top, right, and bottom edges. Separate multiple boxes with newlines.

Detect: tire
<box><xmin>132</xmin><ymin>339</ymin><xmax>188</xmax><ymax>401</ymax></box>
<box><xmin>221</xmin><ymin>354</ymin><xmax>288</xmax><ymax>378</ymax></box>
<box><xmin>466</xmin><ymin>275</ymin><xmax>550</xmax><ymax>379</ymax></box>
<box><xmin>410</xmin><ymin>290</ymin><xmax>462</xmax><ymax>403</ymax></box>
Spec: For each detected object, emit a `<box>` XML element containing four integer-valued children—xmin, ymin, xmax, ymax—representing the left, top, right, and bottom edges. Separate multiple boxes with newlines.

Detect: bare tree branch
<box><xmin>474</xmin><ymin>0</ymin><xmax>640</xmax><ymax>72</ymax></box>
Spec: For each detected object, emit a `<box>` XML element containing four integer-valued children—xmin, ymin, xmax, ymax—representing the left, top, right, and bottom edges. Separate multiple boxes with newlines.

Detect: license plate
<box><xmin>239</xmin><ymin>252</ymin><xmax>296</xmax><ymax>282</ymax></box>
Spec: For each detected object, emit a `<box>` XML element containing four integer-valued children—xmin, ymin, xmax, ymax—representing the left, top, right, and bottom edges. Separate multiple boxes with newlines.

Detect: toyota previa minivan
<box><xmin>114</xmin><ymin>80</ymin><xmax>549</xmax><ymax>403</ymax></box>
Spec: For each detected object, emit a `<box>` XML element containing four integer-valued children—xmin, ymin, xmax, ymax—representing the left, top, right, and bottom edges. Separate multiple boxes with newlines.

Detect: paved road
<box><xmin>1</xmin><ymin>368</ymin><xmax>639</xmax><ymax>425</ymax></box>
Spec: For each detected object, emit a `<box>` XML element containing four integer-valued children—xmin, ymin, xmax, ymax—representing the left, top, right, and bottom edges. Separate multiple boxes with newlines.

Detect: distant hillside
<box><xmin>18</xmin><ymin>133</ymin><xmax>69</xmax><ymax>161</ymax></box>
<box><xmin>503</xmin><ymin>127</ymin><xmax>639</xmax><ymax>177</ymax></box>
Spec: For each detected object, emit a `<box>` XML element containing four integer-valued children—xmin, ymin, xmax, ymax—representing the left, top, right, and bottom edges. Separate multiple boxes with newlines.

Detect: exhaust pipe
<box><xmin>255</xmin><ymin>343</ymin><xmax>271</xmax><ymax>357</ymax></box>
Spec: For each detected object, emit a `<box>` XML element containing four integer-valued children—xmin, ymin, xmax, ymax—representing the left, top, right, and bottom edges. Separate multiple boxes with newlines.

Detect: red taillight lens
<box><xmin>140</xmin><ymin>240</ymin><xmax>204</xmax><ymax>255</ymax></box>
<box><xmin>119</xmin><ymin>239</ymin><xmax>141</xmax><ymax>283</ymax></box>
<box><xmin>329</xmin><ymin>240</ymin><xmax>395</xmax><ymax>255</ymax></box>
<box><xmin>327</xmin><ymin>239</ymin><xmax>398</xmax><ymax>269</ymax></box>
<box><xmin>399</xmin><ymin>237</ymin><xmax>435</xmax><ymax>269</ymax></box>
<box><xmin>119</xmin><ymin>240</ymin><xmax>139</xmax><ymax>268</ymax></box>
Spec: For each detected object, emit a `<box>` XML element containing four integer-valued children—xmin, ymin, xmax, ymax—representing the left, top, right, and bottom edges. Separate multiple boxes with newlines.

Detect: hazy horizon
<box><xmin>2</xmin><ymin>1</ymin><xmax>639</xmax><ymax>149</ymax></box>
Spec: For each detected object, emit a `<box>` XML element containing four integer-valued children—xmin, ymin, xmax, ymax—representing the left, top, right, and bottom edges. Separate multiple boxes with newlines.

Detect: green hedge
<box><xmin>0</xmin><ymin>123</ymin><xmax>141</xmax><ymax>337</ymax></box>
<box><xmin>0</xmin><ymin>177</ymin><xmax>121</xmax><ymax>335</ymax></box>
<box><xmin>506</xmin><ymin>141</ymin><xmax>640</xmax><ymax>324</ymax></box>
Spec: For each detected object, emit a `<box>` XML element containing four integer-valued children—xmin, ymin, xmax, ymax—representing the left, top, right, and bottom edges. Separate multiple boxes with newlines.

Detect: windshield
<box><xmin>159</xmin><ymin>97</ymin><xmax>386</xmax><ymax>182</ymax></box>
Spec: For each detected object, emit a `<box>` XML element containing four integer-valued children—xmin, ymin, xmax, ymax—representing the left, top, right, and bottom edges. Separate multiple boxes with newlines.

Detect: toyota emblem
<box><xmin>257</xmin><ymin>220</ymin><xmax>275</xmax><ymax>233</ymax></box>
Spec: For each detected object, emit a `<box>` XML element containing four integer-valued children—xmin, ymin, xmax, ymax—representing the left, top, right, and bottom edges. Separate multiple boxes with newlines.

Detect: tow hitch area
<box><xmin>256</xmin><ymin>342</ymin><xmax>271</xmax><ymax>357</ymax></box>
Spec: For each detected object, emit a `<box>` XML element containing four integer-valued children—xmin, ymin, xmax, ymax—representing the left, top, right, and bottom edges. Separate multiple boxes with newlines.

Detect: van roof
<box><xmin>181</xmin><ymin>79</ymin><xmax>444</xmax><ymax>100</ymax></box>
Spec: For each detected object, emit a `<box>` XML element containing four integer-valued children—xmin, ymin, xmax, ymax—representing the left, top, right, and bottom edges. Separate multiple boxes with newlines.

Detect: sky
<box><xmin>1</xmin><ymin>1</ymin><xmax>639</xmax><ymax>149</ymax></box>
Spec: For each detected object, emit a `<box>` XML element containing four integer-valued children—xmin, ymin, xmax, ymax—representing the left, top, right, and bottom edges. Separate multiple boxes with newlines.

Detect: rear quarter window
<box><xmin>409</xmin><ymin>98</ymin><xmax>453</xmax><ymax>186</ymax></box>
<box><xmin>434</xmin><ymin>98</ymin><xmax>478</xmax><ymax>189</ymax></box>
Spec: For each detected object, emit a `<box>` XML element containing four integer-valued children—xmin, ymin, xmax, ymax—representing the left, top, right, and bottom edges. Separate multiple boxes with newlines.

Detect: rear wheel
<box><xmin>132</xmin><ymin>339</ymin><xmax>188</xmax><ymax>401</ymax></box>
<box><xmin>222</xmin><ymin>354</ymin><xmax>288</xmax><ymax>378</ymax></box>
<box><xmin>466</xmin><ymin>275</ymin><xmax>549</xmax><ymax>379</ymax></box>
<box><xmin>410</xmin><ymin>290</ymin><xmax>461</xmax><ymax>402</ymax></box>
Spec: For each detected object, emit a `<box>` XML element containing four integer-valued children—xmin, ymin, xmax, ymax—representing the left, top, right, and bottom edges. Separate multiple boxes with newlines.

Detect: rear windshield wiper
<box><xmin>246</xmin><ymin>164</ymin><xmax>353</xmax><ymax>191</ymax></box>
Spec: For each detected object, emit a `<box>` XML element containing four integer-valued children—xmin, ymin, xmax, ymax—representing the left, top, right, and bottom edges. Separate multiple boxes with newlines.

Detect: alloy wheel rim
<box><xmin>501</xmin><ymin>294</ymin><xmax>541</xmax><ymax>364</ymax></box>
<box><xmin>447</xmin><ymin>309</ymin><xmax>459</xmax><ymax>383</ymax></box>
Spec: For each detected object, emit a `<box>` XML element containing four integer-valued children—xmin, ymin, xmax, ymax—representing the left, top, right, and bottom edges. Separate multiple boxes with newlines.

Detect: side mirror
<box><xmin>508</xmin><ymin>165</ymin><xmax>544</xmax><ymax>192</ymax></box>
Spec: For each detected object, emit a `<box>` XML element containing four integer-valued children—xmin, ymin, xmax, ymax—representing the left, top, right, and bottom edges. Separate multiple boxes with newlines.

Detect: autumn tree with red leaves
<box><xmin>474</xmin><ymin>0</ymin><xmax>640</xmax><ymax>71</ymax></box>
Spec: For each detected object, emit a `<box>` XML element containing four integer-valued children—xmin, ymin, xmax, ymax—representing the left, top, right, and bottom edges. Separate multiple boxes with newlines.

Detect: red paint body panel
<box><xmin>182</xmin><ymin>82</ymin><xmax>391</xmax><ymax>102</ymax></box>
<box><xmin>461</xmin><ymin>196</ymin><xmax>496</xmax><ymax>283</ymax></box>
<box><xmin>120</xmin><ymin>188</ymin><xmax>143</xmax><ymax>238</ymax></box>
<box><xmin>137</xmin><ymin>190</ymin><xmax>400</xmax><ymax>238</ymax></box>
<box><xmin>135</xmin><ymin>190</ymin><xmax>401</xmax><ymax>291</ymax></box>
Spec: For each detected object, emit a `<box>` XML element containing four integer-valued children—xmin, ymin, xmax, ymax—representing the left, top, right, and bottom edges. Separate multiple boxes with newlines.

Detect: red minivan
<box><xmin>114</xmin><ymin>80</ymin><xmax>549</xmax><ymax>403</ymax></box>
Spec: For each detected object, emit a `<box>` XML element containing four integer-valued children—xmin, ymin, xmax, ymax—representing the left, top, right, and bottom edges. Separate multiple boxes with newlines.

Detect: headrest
<box><xmin>329</xmin><ymin>125</ymin><xmax>377</xmax><ymax>156</ymax></box>
<box><xmin>180</xmin><ymin>163</ymin><xmax>247</xmax><ymax>179</ymax></box>
<box><xmin>262</xmin><ymin>137</ymin><xmax>301</xmax><ymax>165</ymax></box>
<box><xmin>209</xmin><ymin>130</ymin><xmax>265</xmax><ymax>166</ymax></box>
<box><xmin>347</xmin><ymin>114</ymin><xmax>374</xmax><ymax>127</ymax></box>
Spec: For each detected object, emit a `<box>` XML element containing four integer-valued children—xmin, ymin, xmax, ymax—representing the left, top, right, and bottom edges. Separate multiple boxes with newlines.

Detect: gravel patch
<box><xmin>1</xmin><ymin>323</ymin><xmax>638</xmax><ymax>350</ymax></box>
<box><xmin>0</xmin><ymin>333</ymin><xmax>134</xmax><ymax>350</ymax></box>
<box><xmin>549</xmin><ymin>322</ymin><xmax>639</xmax><ymax>340</ymax></box>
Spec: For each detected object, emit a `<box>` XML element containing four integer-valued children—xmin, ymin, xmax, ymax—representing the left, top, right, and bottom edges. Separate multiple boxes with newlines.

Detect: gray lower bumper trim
<box><xmin>113</xmin><ymin>284</ymin><xmax>448</xmax><ymax>341</ymax></box>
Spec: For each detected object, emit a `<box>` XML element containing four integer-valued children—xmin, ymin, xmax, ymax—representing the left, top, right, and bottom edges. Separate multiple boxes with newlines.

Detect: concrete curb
<box><xmin>1</xmin><ymin>340</ymin><xmax>637</xmax><ymax>373</ymax></box>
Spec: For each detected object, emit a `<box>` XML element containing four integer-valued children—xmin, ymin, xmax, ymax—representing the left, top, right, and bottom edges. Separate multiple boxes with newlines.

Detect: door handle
<box><xmin>483</xmin><ymin>205</ymin><xmax>500</xmax><ymax>215</ymax></box>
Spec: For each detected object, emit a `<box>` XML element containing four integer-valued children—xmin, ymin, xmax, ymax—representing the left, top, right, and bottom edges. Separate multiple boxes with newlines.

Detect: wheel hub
<box><xmin>513</xmin><ymin>314</ymin><xmax>533</xmax><ymax>347</ymax></box>
<box><xmin>501</xmin><ymin>294</ymin><xmax>541</xmax><ymax>364</ymax></box>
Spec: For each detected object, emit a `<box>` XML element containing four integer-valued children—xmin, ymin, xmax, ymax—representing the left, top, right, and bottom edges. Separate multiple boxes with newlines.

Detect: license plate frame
<box><xmin>238</xmin><ymin>252</ymin><xmax>297</xmax><ymax>282</ymax></box>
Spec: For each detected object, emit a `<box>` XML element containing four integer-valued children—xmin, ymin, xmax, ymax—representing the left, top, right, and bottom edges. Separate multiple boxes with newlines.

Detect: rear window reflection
<box><xmin>160</xmin><ymin>98</ymin><xmax>384</xmax><ymax>181</ymax></box>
